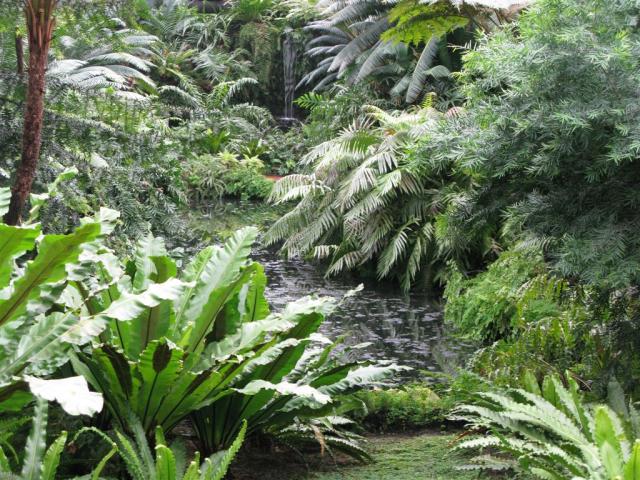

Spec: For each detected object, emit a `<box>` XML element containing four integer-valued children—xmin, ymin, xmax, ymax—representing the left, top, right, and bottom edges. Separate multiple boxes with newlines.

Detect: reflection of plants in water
<box><xmin>255</xmin><ymin>248</ymin><xmax>464</xmax><ymax>372</ymax></box>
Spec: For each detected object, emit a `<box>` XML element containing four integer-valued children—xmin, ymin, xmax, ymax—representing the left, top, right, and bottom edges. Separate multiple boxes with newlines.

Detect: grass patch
<box><xmin>230</xmin><ymin>431</ymin><xmax>504</xmax><ymax>480</ymax></box>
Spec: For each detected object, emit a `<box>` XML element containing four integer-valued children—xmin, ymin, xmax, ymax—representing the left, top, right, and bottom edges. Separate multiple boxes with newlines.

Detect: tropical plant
<box><xmin>266</xmin><ymin>105</ymin><xmax>491</xmax><ymax>290</ymax></box>
<box><xmin>453</xmin><ymin>374</ymin><xmax>640</xmax><ymax>479</ymax></box>
<box><xmin>104</xmin><ymin>416</ymin><xmax>247</xmax><ymax>480</ymax></box>
<box><xmin>298</xmin><ymin>0</ymin><xmax>525</xmax><ymax>102</ymax></box>
<box><xmin>0</xmin><ymin>397</ymin><xmax>114</xmax><ymax>479</ymax></box>
<box><xmin>450</xmin><ymin>0</ymin><xmax>640</xmax><ymax>289</ymax></box>
<box><xmin>71</xmin><ymin>226</ymin><xmax>403</xmax><ymax>447</ymax></box>
<box><xmin>444</xmin><ymin>247</ymin><xmax>556</xmax><ymax>342</ymax></box>
<box><xmin>0</xmin><ymin>187</ymin><xmax>120</xmax><ymax>410</ymax></box>
<box><xmin>192</xmin><ymin>332</ymin><xmax>407</xmax><ymax>457</ymax></box>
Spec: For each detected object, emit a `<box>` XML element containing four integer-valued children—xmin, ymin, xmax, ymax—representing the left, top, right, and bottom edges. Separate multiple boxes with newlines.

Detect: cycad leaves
<box><xmin>625</xmin><ymin>442</ymin><xmax>640</xmax><ymax>480</ymax></box>
<box><xmin>0</xmin><ymin>188</ymin><xmax>9</xmax><ymax>217</ymax></box>
<box><xmin>456</xmin><ymin>375</ymin><xmax>640</xmax><ymax>479</ymax></box>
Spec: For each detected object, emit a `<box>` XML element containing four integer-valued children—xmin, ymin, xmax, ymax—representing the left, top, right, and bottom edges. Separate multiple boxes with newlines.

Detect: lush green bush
<box><xmin>356</xmin><ymin>384</ymin><xmax>443</xmax><ymax>431</ymax></box>
<box><xmin>185</xmin><ymin>152</ymin><xmax>273</xmax><ymax>201</ymax></box>
<box><xmin>443</xmin><ymin>247</ymin><xmax>554</xmax><ymax>342</ymax></box>
<box><xmin>450</xmin><ymin>0</ymin><xmax>640</xmax><ymax>289</ymax></box>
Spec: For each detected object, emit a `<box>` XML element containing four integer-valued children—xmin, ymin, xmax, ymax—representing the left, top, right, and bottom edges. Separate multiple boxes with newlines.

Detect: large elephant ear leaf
<box><xmin>0</xmin><ymin>222</ymin><xmax>101</xmax><ymax>327</ymax></box>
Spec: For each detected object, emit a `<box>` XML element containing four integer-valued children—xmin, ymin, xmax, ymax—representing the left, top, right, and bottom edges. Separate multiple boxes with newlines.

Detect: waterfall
<box><xmin>282</xmin><ymin>28</ymin><xmax>297</xmax><ymax>120</ymax></box>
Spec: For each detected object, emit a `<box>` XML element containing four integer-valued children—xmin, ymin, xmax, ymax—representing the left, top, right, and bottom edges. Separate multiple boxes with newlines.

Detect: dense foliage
<box><xmin>2</xmin><ymin>0</ymin><xmax>640</xmax><ymax>477</ymax></box>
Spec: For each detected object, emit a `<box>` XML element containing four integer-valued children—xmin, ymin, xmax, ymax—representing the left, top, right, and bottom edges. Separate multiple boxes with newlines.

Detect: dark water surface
<box><xmin>252</xmin><ymin>248</ymin><xmax>470</xmax><ymax>376</ymax></box>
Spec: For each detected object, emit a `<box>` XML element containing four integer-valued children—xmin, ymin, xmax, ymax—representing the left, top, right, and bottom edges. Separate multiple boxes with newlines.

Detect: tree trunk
<box><xmin>15</xmin><ymin>31</ymin><xmax>24</xmax><ymax>76</ymax></box>
<box><xmin>4</xmin><ymin>1</ymin><xmax>57</xmax><ymax>226</ymax></box>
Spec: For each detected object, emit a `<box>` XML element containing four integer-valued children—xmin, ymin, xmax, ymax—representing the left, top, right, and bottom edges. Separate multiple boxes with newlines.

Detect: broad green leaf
<box><xmin>175</xmin><ymin>227</ymin><xmax>258</xmax><ymax>346</ymax></box>
<box><xmin>0</xmin><ymin>222</ymin><xmax>101</xmax><ymax>327</ymax></box>
<box><xmin>133</xmin><ymin>340</ymin><xmax>184</xmax><ymax>430</ymax></box>
<box><xmin>132</xmin><ymin>234</ymin><xmax>170</xmax><ymax>292</ymax></box>
<box><xmin>0</xmin><ymin>312</ymin><xmax>77</xmax><ymax>383</ymax></box>
<box><xmin>0</xmin><ymin>224</ymin><xmax>40</xmax><ymax>287</ymax></box>
<box><xmin>124</xmin><ymin>254</ymin><xmax>178</xmax><ymax>357</ymax></box>
<box><xmin>239</xmin><ymin>263</ymin><xmax>269</xmax><ymax>323</ymax></box>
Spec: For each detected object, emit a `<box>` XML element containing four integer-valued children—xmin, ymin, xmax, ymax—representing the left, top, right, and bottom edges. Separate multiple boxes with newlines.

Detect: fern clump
<box><xmin>443</xmin><ymin>247</ymin><xmax>553</xmax><ymax>342</ymax></box>
<box><xmin>454</xmin><ymin>375</ymin><xmax>640</xmax><ymax>479</ymax></box>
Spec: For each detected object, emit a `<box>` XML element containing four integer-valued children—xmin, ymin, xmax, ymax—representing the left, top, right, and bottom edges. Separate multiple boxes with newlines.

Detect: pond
<box><xmin>253</xmin><ymin>247</ymin><xmax>471</xmax><ymax>378</ymax></box>
<box><xmin>190</xmin><ymin>203</ymin><xmax>471</xmax><ymax>379</ymax></box>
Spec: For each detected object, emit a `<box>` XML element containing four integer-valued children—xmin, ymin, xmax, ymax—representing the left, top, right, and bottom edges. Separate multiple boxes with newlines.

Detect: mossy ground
<box><xmin>230</xmin><ymin>431</ymin><xmax>495</xmax><ymax>479</ymax></box>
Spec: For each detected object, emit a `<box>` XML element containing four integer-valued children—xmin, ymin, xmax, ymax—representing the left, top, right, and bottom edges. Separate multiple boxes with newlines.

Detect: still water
<box><xmin>252</xmin><ymin>247</ymin><xmax>470</xmax><ymax>377</ymax></box>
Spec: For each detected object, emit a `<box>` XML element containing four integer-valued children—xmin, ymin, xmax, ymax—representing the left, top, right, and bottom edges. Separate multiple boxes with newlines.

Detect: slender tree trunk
<box><xmin>15</xmin><ymin>31</ymin><xmax>24</xmax><ymax>76</ymax></box>
<box><xmin>4</xmin><ymin>1</ymin><xmax>57</xmax><ymax>226</ymax></box>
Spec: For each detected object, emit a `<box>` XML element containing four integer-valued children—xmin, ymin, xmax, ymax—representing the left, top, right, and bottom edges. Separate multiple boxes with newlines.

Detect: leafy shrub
<box><xmin>443</xmin><ymin>247</ymin><xmax>554</xmax><ymax>342</ymax></box>
<box><xmin>185</xmin><ymin>152</ymin><xmax>273</xmax><ymax>201</ymax></box>
<box><xmin>356</xmin><ymin>384</ymin><xmax>443</xmax><ymax>431</ymax></box>
<box><xmin>452</xmin><ymin>0</ymin><xmax>640</xmax><ymax>289</ymax></box>
<box><xmin>454</xmin><ymin>374</ymin><xmax>640</xmax><ymax>479</ymax></box>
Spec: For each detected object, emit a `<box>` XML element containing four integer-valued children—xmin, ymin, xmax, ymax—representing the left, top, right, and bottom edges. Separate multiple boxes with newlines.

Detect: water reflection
<box><xmin>253</xmin><ymin>248</ymin><xmax>471</xmax><ymax>376</ymax></box>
